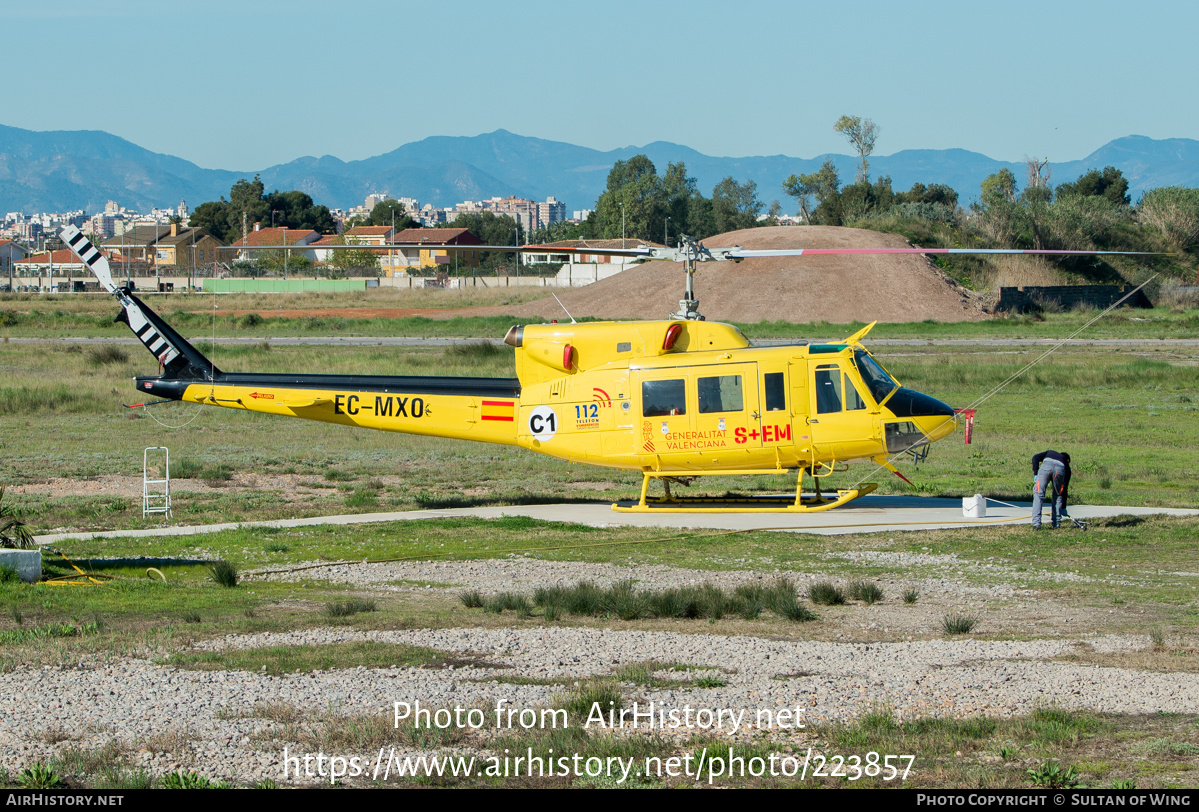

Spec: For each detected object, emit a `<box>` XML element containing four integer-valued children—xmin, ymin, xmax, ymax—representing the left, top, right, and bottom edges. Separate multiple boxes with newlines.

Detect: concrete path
<box><xmin>34</xmin><ymin>496</ymin><xmax>1198</xmax><ymax>545</ymax></box>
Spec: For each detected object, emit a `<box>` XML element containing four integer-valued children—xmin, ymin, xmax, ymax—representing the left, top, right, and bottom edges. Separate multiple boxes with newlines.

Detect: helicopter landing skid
<box><xmin>612</xmin><ymin>469</ymin><xmax>878</xmax><ymax>513</ymax></box>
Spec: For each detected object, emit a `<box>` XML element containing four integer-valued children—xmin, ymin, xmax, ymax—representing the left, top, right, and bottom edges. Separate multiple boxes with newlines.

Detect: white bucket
<box><xmin>962</xmin><ymin>494</ymin><xmax>987</xmax><ymax>518</ymax></box>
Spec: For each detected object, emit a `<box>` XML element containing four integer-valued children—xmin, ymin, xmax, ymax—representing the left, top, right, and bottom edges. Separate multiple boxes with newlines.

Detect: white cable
<box><xmin>849</xmin><ymin>273</ymin><xmax>1160</xmax><ymax>490</ymax></box>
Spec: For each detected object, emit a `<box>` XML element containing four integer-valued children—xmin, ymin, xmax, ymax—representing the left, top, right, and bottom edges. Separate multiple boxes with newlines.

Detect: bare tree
<box><xmin>834</xmin><ymin>115</ymin><xmax>879</xmax><ymax>184</ymax></box>
<box><xmin>1025</xmin><ymin>156</ymin><xmax>1051</xmax><ymax>189</ymax></box>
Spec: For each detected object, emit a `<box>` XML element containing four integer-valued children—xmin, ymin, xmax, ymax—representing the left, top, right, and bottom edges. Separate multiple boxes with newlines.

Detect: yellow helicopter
<box><xmin>59</xmin><ymin>225</ymin><xmax>1154</xmax><ymax>513</ymax></box>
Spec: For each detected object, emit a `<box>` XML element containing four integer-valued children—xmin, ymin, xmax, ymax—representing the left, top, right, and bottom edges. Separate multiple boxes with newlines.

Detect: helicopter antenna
<box><xmin>550</xmin><ymin>292</ymin><xmax>576</xmax><ymax>324</ymax></box>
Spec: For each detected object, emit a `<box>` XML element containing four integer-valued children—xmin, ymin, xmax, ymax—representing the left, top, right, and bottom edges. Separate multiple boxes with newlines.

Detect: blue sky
<box><xmin>8</xmin><ymin>0</ymin><xmax>1197</xmax><ymax>170</ymax></box>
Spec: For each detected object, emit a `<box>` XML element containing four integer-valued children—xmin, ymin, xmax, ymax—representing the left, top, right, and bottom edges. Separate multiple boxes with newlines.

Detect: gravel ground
<box><xmin>3</xmin><ymin>551</ymin><xmax>1192</xmax><ymax>786</ymax></box>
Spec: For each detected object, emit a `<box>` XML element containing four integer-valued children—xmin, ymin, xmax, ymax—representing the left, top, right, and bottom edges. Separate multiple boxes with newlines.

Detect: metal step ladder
<box><xmin>143</xmin><ymin>447</ymin><xmax>172</xmax><ymax>519</ymax></box>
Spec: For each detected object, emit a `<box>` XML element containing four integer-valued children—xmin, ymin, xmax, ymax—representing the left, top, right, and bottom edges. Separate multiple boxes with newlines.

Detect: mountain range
<box><xmin>2</xmin><ymin>123</ymin><xmax>1197</xmax><ymax>216</ymax></box>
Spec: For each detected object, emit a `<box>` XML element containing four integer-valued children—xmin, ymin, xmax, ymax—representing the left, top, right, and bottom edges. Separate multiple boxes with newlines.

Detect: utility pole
<box><xmin>620</xmin><ymin>201</ymin><xmax>626</xmax><ymax>273</ymax></box>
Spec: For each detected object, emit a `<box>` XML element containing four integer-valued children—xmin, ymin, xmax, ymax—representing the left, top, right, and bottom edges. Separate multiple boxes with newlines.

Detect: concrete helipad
<box><xmin>34</xmin><ymin>496</ymin><xmax>1198</xmax><ymax>545</ymax></box>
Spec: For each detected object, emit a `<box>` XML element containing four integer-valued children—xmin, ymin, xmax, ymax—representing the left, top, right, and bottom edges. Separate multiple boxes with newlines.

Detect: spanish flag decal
<box><xmin>480</xmin><ymin>400</ymin><xmax>515</xmax><ymax>422</ymax></box>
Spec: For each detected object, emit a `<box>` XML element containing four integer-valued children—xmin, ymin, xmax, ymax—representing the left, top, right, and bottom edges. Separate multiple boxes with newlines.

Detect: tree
<box><xmin>451</xmin><ymin>211</ymin><xmax>522</xmax><ymax>272</ymax></box>
<box><xmin>783</xmin><ymin>159</ymin><xmax>840</xmax><ymax>223</ymax></box>
<box><xmin>452</xmin><ymin>211</ymin><xmax>523</xmax><ymax>246</ymax></box>
<box><xmin>592</xmin><ymin>155</ymin><xmax>665</xmax><ymax>242</ymax></box>
<box><xmin>710</xmin><ymin>177</ymin><xmax>762</xmax><ymax>234</ymax></box>
<box><xmin>1056</xmin><ymin>166</ymin><xmax>1130</xmax><ymax>207</ymax></box>
<box><xmin>894</xmin><ymin>182</ymin><xmax>958</xmax><ymax>209</ymax></box>
<box><xmin>368</xmin><ymin>199</ymin><xmax>418</xmax><ymax>230</ymax></box>
<box><xmin>188</xmin><ymin>176</ymin><xmax>335</xmax><ymax>242</ymax></box>
<box><xmin>189</xmin><ymin>200</ymin><xmax>230</xmax><ymax>241</ymax></box>
<box><xmin>264</xmin><ymin>189</ymin><xmax>336</xmax><ymax>234</ymax></box>
<box><xmin>1025</xmin><ymin>157</ymin><xmax>1052</xmax><ymax>191</ymax></box>
<box><xmin>228</xmin><ymin>175</ymin><xmax>269</xmax><ymax>238</ymax></box>
<box><xmin>979</xmin><ymin>169</ymin><xmax>1018</xmax><ymax>207</ymax></box>
<box><xmin>834</xmin><ymin>115</ymin><xmax>879</xmax><ymax>184</ymax></box>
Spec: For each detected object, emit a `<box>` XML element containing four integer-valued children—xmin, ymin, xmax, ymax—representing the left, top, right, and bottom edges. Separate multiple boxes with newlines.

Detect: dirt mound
<box><xmin>477</xmin><ymin>226</ymin><xmax>986</xmax><ymax>324</ymax></box>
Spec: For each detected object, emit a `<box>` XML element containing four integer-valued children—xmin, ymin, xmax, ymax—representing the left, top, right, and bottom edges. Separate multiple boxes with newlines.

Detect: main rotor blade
<box><xmin>724</xmin><ymin>247</ymin><xmax>1174</xmax><ymax>258</ymax></box>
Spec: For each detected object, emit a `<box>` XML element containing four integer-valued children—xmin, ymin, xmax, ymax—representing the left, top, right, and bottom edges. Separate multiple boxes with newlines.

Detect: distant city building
<box><xmin>450</xmin><ymin>196</ymin><xmax>566</xmax><ymax>232</ymax></box>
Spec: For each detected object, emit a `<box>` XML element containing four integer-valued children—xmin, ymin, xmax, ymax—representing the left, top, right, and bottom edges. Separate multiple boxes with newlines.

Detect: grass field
<box><xmin>2</xmin><ymin>296</ymin><xmax>1197</xmax><ymax>789</ymax></box>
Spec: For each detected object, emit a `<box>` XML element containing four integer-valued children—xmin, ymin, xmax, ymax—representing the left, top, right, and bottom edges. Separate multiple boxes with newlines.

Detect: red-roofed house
<box><xmin>231</xmin><ymin>227</ymin><xmax>322</xmax><ymax>262</ymax></box>
<box><xmin>14</xmin><ymin>249</ymin><xmax>89</xmax><ymax>291</ymax></box>
<box><xmin>344</xmin><ymin>225</ymin><xmax>393</xmax><ymax>245</ymax></box>
<box><xmin>389</xmin><ymin>228</ymin><xmax>484</xmax><ymax>275</ymax></box>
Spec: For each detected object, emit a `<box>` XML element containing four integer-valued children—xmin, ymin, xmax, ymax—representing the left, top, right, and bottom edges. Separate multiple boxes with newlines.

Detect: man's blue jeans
<box><xmin>1033</xmin><ymin>459</ymin><xmax>1066</xmax><ymax>529</ymax></box>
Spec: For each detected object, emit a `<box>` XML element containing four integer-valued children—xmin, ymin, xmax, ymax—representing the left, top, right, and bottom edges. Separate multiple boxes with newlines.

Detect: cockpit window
<box><xmin>854</xmin><ymin>349</ymin><xmax>899</xmax><ymax>404</ymax></box>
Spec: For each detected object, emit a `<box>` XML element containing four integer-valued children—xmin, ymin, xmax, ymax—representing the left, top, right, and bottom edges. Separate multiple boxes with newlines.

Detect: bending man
<box><xmin>1031</xmin><ymin>450</ymin><xmax>1071</xmax><ymax>530</ymax></box>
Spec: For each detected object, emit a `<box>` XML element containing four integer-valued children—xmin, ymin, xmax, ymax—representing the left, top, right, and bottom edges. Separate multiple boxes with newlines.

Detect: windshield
<box><xmin>854</xmin><ymin>349</ymin><xmax>899</xmax><ymax>404</ymax></box>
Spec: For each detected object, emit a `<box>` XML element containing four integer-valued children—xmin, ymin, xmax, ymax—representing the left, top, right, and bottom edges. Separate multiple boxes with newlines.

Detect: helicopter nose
<box><xmin>883</xmin><ymin>388</ymin><xmax>954</xmax><ymax>420</ymax></box>
<box><xmin>883</xmin><ymin>388</ymin><xmax>957</xmax><ymax>445</ymax></box>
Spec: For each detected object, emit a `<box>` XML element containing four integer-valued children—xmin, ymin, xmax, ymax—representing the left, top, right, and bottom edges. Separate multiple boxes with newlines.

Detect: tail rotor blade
<box><xmin>59</xmin><ymin>226</ymin><xmax>117</xmax><ymax>292</ymax></box>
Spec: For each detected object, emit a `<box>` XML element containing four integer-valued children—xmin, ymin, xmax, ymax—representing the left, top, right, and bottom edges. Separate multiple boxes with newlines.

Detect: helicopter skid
<box><xmin>613</xmin><ymin>470</ymin><xmax>878</xmax><ymax>513</ymax></box>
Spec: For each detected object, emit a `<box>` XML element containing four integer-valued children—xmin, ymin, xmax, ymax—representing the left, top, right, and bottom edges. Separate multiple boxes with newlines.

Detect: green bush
<box><xmin>325</xmin><ymin>598</ymin><xmax>377</xmax><ymax>618</ymax></box>
<box><xmin>207</xmin><ymin>560</ymin><xmax>239</xmax><ymax>588</ymax></box>
<box><xmin>808</xmin><ymin>581</ymin><xmax>846</xmax><ymax>606</ymax></box>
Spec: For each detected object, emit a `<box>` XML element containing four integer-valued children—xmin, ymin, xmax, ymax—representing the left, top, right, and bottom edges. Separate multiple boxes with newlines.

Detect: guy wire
<box><xmin>850</xmin><ymin>273</ymin><xmax>1159</xmax><ymax>489</ymax></box>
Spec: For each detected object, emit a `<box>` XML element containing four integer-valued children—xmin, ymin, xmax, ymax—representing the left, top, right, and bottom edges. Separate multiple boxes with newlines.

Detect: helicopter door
<box><xmin>809</xmin><ymin>362</ymin><xmax>877</xmax><ymax>460</ymax></box>
<box><xmin>695</xmin><ymin>364</ymin><xmax>761</xmax><ymax>449</ymax></box>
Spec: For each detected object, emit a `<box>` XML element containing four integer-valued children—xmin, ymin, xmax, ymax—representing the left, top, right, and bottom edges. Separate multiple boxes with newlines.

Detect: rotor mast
<box><xmin>670</xmin><ymin>234</ymin><xmax>708</xmax><ymax>321</ymax></box>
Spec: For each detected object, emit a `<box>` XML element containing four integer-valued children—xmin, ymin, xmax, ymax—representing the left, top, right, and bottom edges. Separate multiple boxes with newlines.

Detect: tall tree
<box><xmin>593</xmin><ymin>155</ymin><xmax>664</xmax><ymax>242</ymax></box>
<box><xmin>710</xmin><ymin>177</ymin><xmax>762</xmax><ymax>234</ymax></box>
<box><xmin>188</xmin><ymin>176</ymin><xmax>335</xmax><ymax>242</ymax></box>
<box><xmin>834</xmin><ymin>116</ymin><xmax>879</xmax><ymax>184</ymax></box>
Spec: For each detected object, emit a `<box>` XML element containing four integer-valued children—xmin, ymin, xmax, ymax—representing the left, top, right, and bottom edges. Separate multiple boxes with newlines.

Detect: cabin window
<box><xmin>642</xmin><ymin>379</ymin><xmax>686</xmax><ymax>416</ymax></box>
<box><xmin>697</xmin><ymin>375</ymin><xmax>743</xmax><ymax>413</ymax></box>
<box><xmin>844</xmin><ymin>373</ymin><xmax>867</xmax><ymax>411</ymax></box>
<box><xmin>815</xmin><ymin>365</ymin><xmax>842</xmax><ymax>414</ymax></box>
<box><xmin>764</xmin><ymin>372</ymin><xmax>786</xmax><ymax>411</ymax></box>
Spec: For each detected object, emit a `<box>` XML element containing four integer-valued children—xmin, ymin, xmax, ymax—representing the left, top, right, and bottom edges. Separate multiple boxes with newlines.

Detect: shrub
<box><xmin>1026</xmin><ymin>761</ymin><xmax>1080</xmax><ymax>788</ymax></box>
<box><xmin>943</xmin><ymin>614</ymin><xmax>979</xmax><ymax>635</ymax></box>
<box><xmin>848</xmin><ymin>579</ymin><xmax>884</xmax><ymax>605</ymax></box>
<box><xmin>559</xmin><ymin>680</ymin><xmax>623</xmax><ymax>721</ymax></box>
<box><xmin>0</xmin><ymin>487</ymin><xmax>34</xmax><ymax>550</ymax></box>
<box><xmin>1138</xmin><ymin>186</ymin><xmax>1199</xmax><ymax>249</ymax></box>
<box><xmin>86</xmin><ymin>345</ymin><xmax>129</xmax><ymax>366</ymax></box>
<box><xmin>808</xmin><ymin>581</ymin><xmax>846</xmax><ymax>606</ymax></box>
<box><xmin>325</xmin><ymin>598</ymin><xmax>377</xmax><ymax>618</ymax></box>
<box><xmin>17</xmin><ymin>763</ymin><xmax>65</xmax><ymax>789</ymax></box>
<box><xmin>162</xmin><ymin>770</ymin><xmax>219</xmax><ymax>789</ymax></box>
<box><xmin>207</xmin><ymin>560</ymin><xmax>239</xmax><ymax>588</ymax></box>
<box><xmin>483</xmin><ymin>592</ymin><xmax>531</xmax><ymax>615</ymax></box>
